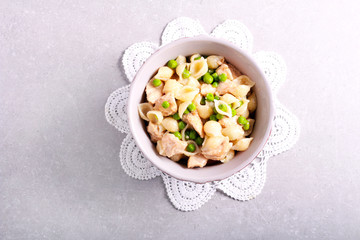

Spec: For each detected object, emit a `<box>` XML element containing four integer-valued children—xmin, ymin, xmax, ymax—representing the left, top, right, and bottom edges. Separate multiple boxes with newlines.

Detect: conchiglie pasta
<box><xmin>154</xmin><ymin>66</ymin><xmax>174</xmax><ymax>80</ymax></box>
<box><xmin>232</xmin><ymin>85</ymin><xmax>251</xmax><ymax>98</ymax></box>
<box><xmin>193</xmin><ymin>94</ymin><xmax>213</xmax><ymax>119</ymax></box>
<box><xmin>175</xmin><ymin>85</ymin><xmax>199</xmax><ymax>102</ymax></box>
<box><xmin>178</xmin><ymin>101</ymin><xmax>192</xmax><ymax>119</ymax></box>
<box><xmin>190</xmin><ymin>53</ymin><xmax>201</xmax><ymax>62</ymax></box>
<box><xmin>220</xmin><ymin>93</ymin><xmax>238</xmax><ymax>104</ymax></box>
<box><xmin>232</xmin><ymin>137</ymin><xmax>253</xmax><ymax>151</ymax></box>
<box><xmin>221</xmin><ymin>150</ymin><xmax>235</xmax><ymax>163</ymax></box>
<box><xmin>248</xmin><ymin>92</ymin><xmax>257</xmax><ymax>113</ymax></box>
<box><xmin>189</xmin><ymin>58</ymin><xmax>208</xmax><ymax>79</ymax></box>
<box><xmin>176</xmin><ymin>63</ymin><xmax>188</xmax><ymax>83</ymax></box>
<box><xmin>221</xmin><ymin>125</ymin><xmax>244</xmax><ymax>141</ymax></box>
<box><xmin>147</xmin><ymin>110</ymin><xmax>163</xmax><ymax>124</ymax></box>
<box><xmin>163</xmin><ymin>79</ymin><xmax>183</xmax><ymax>95</ymax></box>
<box><xmin>138</xmin><ymin>103</ymin><xmax>153</xmax><ymax>121</ymax></box>
<box><xmin>176</xmin><ymin>55</ymin><xmax>186</xmax><ymax>65</ymax></box>
<box><xmin>161</xmin><ymin>117</ymin><xmax>179</xmax><ymax>132</ymax></box>
<box><xmin>186</xmin><ymin>76</ymin><xmax>200</xmax><ymax>88</ymax></box>
<box><xmin>235</xmin><ymin>99</ymin><xmax>250</xmax><ymax>116</ymax></box>
<box><xmin>204</xmin><ymin>121</ymin><xmax>222</xmax><ymax>137</ymax></box>
<box><xmin>206</xmin><ymin>55</ymin><xmax>224</xmax><ymax>69</ymax></box>
<box><xmin>234</xmin><ymin>75</ymin><xmax>255</xmax><ymax>87</ymax></box>
<box><xmin>214</xmin><ymin>100</ymin><xmax>232</xmax><ymax>118</ymax></box>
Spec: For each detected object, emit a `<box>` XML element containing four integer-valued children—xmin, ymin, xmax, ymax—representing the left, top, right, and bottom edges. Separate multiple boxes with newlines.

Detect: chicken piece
<box><xmin>156</xmin><ymin>132</ymin><xmax>187</xmax><ymax>158</ymax></box>
<box><xmin>216</xmin><ymin>64</ymin><xmax>233</xmax><ymax>80</ymax></box>
<box><xmin>187</xmin><ymin>154</ymin><xmax>208</xmax><ymax>168</ymax></box>
<box><xmin>182</xmin><ymin>111</ymin><xmax>204</xmax><ymax>138</ymax></box>
<box><xmin>200</xmin><ymin>83</ymin><xmax>216</xmax><ymax>96</ymax></box>
<box><xmin>146</xmin><ymin>81</ymin><xmax>164</xmax><ymax>104</ymax></box>
<box><xmin>216</xmin><ymin>80</ymin><xmax>235</xmax><ymax>95</ymax></box>
<box><xmin>201</xmin><ymin>136</ymin><xmax>233</xmax><ymax>160</ymax></box>
<box><xmin>153</xmin><ymin>92</ymin><xmax>177</xmax><ymax>116</ymax></box>
<box><xmin>227</xmin><ymin>63</ymin><xmax>241</xmax><ymax>79</ymax></box>
<box><xmin>218</xmin><ymin>116</ymin><xmax>239</xmax><ymax>128</ymax></box>
<box><xmin>147</xmin><ymin>122</ymin><xmax>165</xmax><ymax>142</ymax></box>
<box><xmin>170</xmin><ymin>154</ymin><xmax>183</xmax><ymax>162</ymax></box>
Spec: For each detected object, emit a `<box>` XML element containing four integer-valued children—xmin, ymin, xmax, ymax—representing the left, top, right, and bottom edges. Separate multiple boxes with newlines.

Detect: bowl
<box><xmin>127</xmin><ymin>35</ymin><xmax>274</xmax><ymax>183</ymax></box>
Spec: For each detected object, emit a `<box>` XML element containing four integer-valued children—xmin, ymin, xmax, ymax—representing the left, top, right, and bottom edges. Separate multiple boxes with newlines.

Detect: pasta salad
<box><xmin>138</xmin><ymin>54</ymin><xmax>257</xmax><ymax>168</ymax></box>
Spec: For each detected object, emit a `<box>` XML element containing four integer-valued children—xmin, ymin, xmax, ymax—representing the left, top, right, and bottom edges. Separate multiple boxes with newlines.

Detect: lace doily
<box><xmin>105</xmin><ymin>17</ymin><xmax>300</xmax><ymax>212</ymax></box>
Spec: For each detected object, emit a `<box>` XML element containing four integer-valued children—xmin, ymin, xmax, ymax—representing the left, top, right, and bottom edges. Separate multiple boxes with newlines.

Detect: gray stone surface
<box><xmin>1</xmin><ymin>0</ymin><xmax>360</xmax><ymax>239</ymax></box>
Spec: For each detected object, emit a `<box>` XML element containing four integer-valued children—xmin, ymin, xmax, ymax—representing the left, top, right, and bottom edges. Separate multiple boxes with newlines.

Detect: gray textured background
<box><xmin>1</xmin><ymin>0</ymin><xmax>360</xmax><ymax>239</ymax></box>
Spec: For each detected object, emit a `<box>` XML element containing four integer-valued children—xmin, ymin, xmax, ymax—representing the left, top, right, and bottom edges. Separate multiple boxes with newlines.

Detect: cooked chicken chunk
<box><xmin>216</xmin><ymin>80</ymin><xmax>235</xmax><ymax>95</ymax></box>
<box><xmin>187</xmin><ymin>154</ymin><xmax>208</xmax><ymax>168</ymax></box>
<box><xmin>227</xmin><ymin>63</ymin><xmax>241</xmax><ymax>79</ymax></box>
<box><xmin>216</xmin><ymin>64</ymin><xmax>233</xmax><ymax>80</ymax></box>
<box><xmin>146</xmin><ymin>81</ymin><xmax>164</xmax><ymax>104</ymax></box>
<box><xmin>200</xmin><ymin>84</ymin><xmax>216</xmax><ymax>96</ymax></box>
<box><xmin>182</xmin><ymin>111</ymin><xmax>204</xmax><ymax>138</ymax></box>
<box><xmin>153</xmin><ymin>93</ymin><xmax>177</xmax><ymax>116</ymax></box>
<box><xmin>147</xmin><ymin>122</ymin><xmax>165</xmax><ymax>142</ymax></box>
<box><xmin>170</xmin><ymin>154</ymin><xmax>183</xmax><ymax>162</ymax></box>
<box><xmin>201</xmin><ymin>136</ymin><xmax>233</xmax><ymax>160</ymax></box>
<box><xmin>156</xmin><ymin>132</ymin><xmax>187</xmax><ymax>158</ymax></box>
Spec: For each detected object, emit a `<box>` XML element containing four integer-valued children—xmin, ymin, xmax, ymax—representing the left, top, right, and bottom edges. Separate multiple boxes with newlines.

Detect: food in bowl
<box><xmin>137</xmin><ymin>53</ymin><xmax>257</xmax><ymax>168</ymax></box>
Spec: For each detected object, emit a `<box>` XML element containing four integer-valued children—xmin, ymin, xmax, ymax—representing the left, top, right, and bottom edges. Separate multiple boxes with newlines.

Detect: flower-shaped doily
<box><xmin>105</xmin><ymin>17</ymin><xmax>300</xmax><ymax>212</ymax></box>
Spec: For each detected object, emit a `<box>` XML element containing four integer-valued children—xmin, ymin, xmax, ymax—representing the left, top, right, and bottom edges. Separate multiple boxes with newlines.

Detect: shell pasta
<box><xmin>138</xmin><ymin>54</ymin><xmax>257</xmax><ymax>168</ymax></box>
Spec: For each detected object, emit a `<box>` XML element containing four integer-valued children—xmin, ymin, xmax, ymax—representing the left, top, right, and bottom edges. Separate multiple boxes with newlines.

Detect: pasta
<box><xmin>146</xmin><ymin>110</ymin><xmax>163</xmax><ymax>124</ymax></box>
<box><xmin>163</xmin><ymin>79</ymin><xmax>183</xmax><ymax>95</ymax></box>
<box><xmin>154</xmin><ymin>66</ymin><xmax>174</xmax><ymax>80</ymax></box>
<box><xmin>161</xmin><ymin>117</ymin><xmax>179</xmax><ymax>132</ymax></box>
<box><xmin>138</xmin><ymin>54</ymin><xmax>257</xmax><ymax>168</ymax></box>
<box><xmin>138</xmin><ymin>103</ymin><xmax>153</xmax><ymax>121</ymax></box>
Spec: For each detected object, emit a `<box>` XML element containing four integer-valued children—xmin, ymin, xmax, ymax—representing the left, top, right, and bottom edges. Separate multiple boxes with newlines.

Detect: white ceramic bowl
<box><xmin>128</xmin><ymin>35</ymin><xmax>274</xmax><ymax>183</ymax></box>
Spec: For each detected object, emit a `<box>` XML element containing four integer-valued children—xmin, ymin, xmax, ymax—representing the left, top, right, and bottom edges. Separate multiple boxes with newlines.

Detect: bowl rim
<box><xmin>127</xmin><ymin>35</ymin><xmax>274</xmax><ymax>183</ymax></box>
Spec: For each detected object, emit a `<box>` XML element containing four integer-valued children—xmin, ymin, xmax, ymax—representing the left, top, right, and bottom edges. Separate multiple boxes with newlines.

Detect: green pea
<box><xmin>237</xmin><ymin>116</ymin><xmax>247</xmax><ymax>125</ymax></box>
<box><xmin>200</xmin><ymin>97</ymin><xmax>206</xmax><ymax>105</ymax></box>
<box><xmin>195</xmin><ymin>136</ymin><xmax>204</xmax><ymax>146</ymax></box>
<box><xmin>216</xmin><ymin>113</ymin><xmax>224</xmax><ymax>120</ymax></box>
<box><xmin>184</xmin><ymin>109</ymin><xmax>189</xmax><ymax>115</ymax></box>
<box><xmin>152</xmin><ymin>78</ymin><xmax>162</xmax><ymax>87</ymax></box>
<box><xmin>182</xmin><ymin>69</ymin><xmax>191</xmax><ymax>79</ymax></box>
<box><xmin>167</xmin><ymin>59</ymin><xmax>178</xmax><ymax>69</ymax></box>
<box><xmin>189</xmin><ymin>130</ymin><xmax>197</xmax><ymax>140</ymax></box>
<box><xmin>206</xmin><ymin>93</ymin><xmax>214</xmax><ymax>102</ymax></box>
<box><xmin>178</xmin><ymin>121</ymin><xmax>186</xmax><ymax>130</ymax></box>
<box><xmin>173</xmin><ymin>131</ymin><xmax>182</xmax><ymax>140</ymax></box>
<box><xmin>162</xmin><ymin>101</ymin><xmax>170</xmax><ymax>109</ymax></box>
<box><xmin>219</xmin><ymin>73</ymin><xmax>227</xmax><ymax>82</ymax></box>
<box><xmin>211</xmin><ymin>73</ymin><xmax>218</xmax><ymax>81</ymax></box>
<box><xmin>203</xmin><ymin>72</ymin><xmax>213</xmax><ymax>84</ymax></box>
<box><xmin>194</xmin><ymin>56</ymin><xmax>201</xmax><ymax>60</ymax></box>
<box><xmin>212</xmin><ymin>82</ymin><xmax>218</xmax><ymax>88</ymax></box>
<box><xmin>187</xmin><ymin>103</ymin><xmax>196</xmax><ymax>112</ymax></box>
<box><xmin>219</xmin><ymin>104</ymin><xmax>228</xmax><ymax>112</ymax></box>
<box><xmin>208</xmin><ymin>69</ymin><xmax>215</xmax><ymax>74</ymax></box>
<box><xmin>172</xmin><ymin>113</ymin><xmax>180</xmax><ymax>120</ymax></box>
<box><xmin>243</xmin><ymin>121</ymin><xmax>250</xmax><ymax>130</ymax></box>
<box><xmin>186</xmin><ymin>143</ymin><xmax>196</xmax><ymax>152</ymax></box>
<box><xmin>232</xmin><ymin>108</ymin><xmax>237</xmax><ymax>117</ymax></box>
<box><xmin>214</xmin><ymin>96</ymin><xmax>220</xmax><ymax>100</ymax></box>
<box><xmin>213</xmin><ymin>107</ymin><xmax>218</xmax><ymax>114</ymax></box>
<box><xmin>209</xmin><ymin>114</ymin><xmax>217</xmax><ymax>121</ymax></box>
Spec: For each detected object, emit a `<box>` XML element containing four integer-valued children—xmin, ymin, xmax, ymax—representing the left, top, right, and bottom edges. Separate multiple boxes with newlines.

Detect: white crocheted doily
<box><xmin>105</xmin><ymin>17</ymin><xmax>300</xmax><ymax>212</ymax></box>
